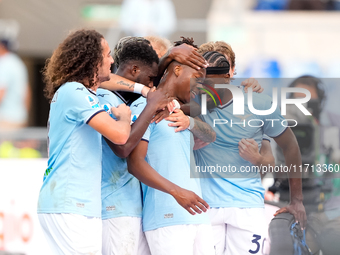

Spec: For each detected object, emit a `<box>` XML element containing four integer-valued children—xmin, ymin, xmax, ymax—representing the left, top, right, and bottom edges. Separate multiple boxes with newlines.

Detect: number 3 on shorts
<box><xmin>248</xmin><ymin>234</ymin><xmax>261</xmax><ymax>254</ymax></box>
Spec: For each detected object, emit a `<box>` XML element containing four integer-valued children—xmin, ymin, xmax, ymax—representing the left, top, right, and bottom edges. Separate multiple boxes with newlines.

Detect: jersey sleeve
<box><xmin>262</xmin><ymin>98</ymin><xmax>287</xmax><ymax>138</ymax></box>
<box><xmin>62</xmin><ymin>84</ymin><xmax>105</xmax><ymax>124</ymax></box>
<box><xmin>262</xmin><ymin>134</ymin><xmax>271</xmax><ymax>142</ymax></box>
<box><xmin>141</xmin><ymin>123</ymin><xmax>154</xmax><ymax>142</ymax></box>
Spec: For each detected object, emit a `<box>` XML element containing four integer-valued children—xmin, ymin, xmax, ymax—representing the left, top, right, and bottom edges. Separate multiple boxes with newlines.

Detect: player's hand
<box><xmin>165</xmin><ymin>109</ymin><xmax>190</xmax><ymax>132</ymax></box>
<box><xmin>141</xmin><ymin>86</ymin><xmax>151</xmax><ymax>98</ymax></box>
<box><xmin>238</xmin><ymin>138</ymin><xmax>262</xmax><ymax>165</ymax></box>
<box><xmin>147</xmin><ymin>87</ymin><xmax>172</xmax><ymax>112</ymax></box>
<box><xmin>170</xmin><ymin>187</ymin><xmax>210</xmax><ymax>215</ymax></box>
<box><xmin>170</xmin><ymin>43</ymin><xmax>208</xmax><ymax>71</ymax></box>
<box><xmin>241</xmin><ymin>78</ymin><xmax>264</xmax><ymax>93</ymax></box>
<box><xmin>274</xmin><ymin>200</ymin><xmax>307</xmax><ymax>229</ymax></box>
<box><xmin>193</xmin><ymin>136</ymin><xmax>210</xmax><ymax>150</ymax></box>
<box><xmin>151</xmin><ymin>108</ymin><xmax>170</xmax><ymax>123</ymax></box>
<box><xmin>111</xmin><ymin>104</ymin><xmax>131</xmax><ymax>123</ymax></box>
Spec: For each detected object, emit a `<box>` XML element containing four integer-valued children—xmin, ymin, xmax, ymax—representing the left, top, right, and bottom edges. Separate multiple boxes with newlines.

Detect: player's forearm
<box><xmin>282</xmin><ymin>142</ymin><xmax>303</xmax><ymax>202</ymax></box>
<box><xmin>105</xmin><ymin>120</ymin><xmax>131</xmax><ymax>145</ymax></box>
<box><xmin>106</xmin><ymin>105</ymin><xmax>156</xmax><ymax>158</ymax></box>
<box><xmin>127</xmin><ymin>157</ymin><xmax>180</xmax><ymax>195</ymax></box>
<box><xmin>190</xmin><ymin>117</ymin><xmax>216</xmax><ymax>143</ymax></box>
<box><xmin>101</xmin><ymin>73</ymin><xmax>147</xmax><ymax>96</ymax></box>
<box><xmin>255</xmin><ymin>150</ymin><xmax>275</xmax><ymax>167</ymax></box>
<box><xmin>181</xmin><ymin>101</ymin><xmax>201</xmax><ymax>117</ymax></box>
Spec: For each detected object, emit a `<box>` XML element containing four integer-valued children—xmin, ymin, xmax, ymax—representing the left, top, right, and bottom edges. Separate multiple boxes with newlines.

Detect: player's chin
<box><xmin>99</xmin><ymin>75</ymin><xmax>111</xmax><ymax>83</ymax></box>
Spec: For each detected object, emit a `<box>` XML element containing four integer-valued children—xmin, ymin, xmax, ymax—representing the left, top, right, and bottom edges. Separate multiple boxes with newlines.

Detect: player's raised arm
<box><xmin>127</xmin><ymin>140</ymin><xmax>209</xmax><ymax>215</ymax></box>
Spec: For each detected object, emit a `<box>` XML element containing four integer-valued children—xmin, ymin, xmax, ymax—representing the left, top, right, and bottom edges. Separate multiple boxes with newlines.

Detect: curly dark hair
<box><xmin>174</xmin><ymin>36</ymin><xmax>198</xmax><ymax>49</ymax></box>
<box><xmin>43</xmin><ymin>29</ymin><xmax>104</xmax><ymax>101</ymax></box>
<box><xmin>119</xmin><ymin>40</ymin><xmax>159</xmax><ymax>68</ymax></box>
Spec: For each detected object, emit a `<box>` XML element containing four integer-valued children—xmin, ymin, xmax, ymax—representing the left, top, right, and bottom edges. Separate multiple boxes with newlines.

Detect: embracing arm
<box><xmin>127</xmin><ymin>141</ymin><xmax>209</xmax><ymax>215</ymax></box>
<box><xmin>101</xmin><ymin>73</ymin><xmax>149</xmax><ymax>97</ymax></box>
<box><xmin>104</xmin><ymin>88</ymin><xmax>170</xmax><ymax>158</ymax></box>
<box><xmin>88</xmin><ymin>104</ymin><xmax>131</xmax><ymax>145</ymax></box>
<box><xmin>154</xmin><ymin>44</ymin><xmax>208</xmax><ymax>86</ymax></box>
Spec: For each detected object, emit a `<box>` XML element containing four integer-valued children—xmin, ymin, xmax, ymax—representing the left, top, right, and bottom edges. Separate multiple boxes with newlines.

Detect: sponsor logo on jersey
<box><xmin>97</xmin><ymin>93</ymin><xmax>109</xmax><ymax>97</ymax></box>
<box><xmin>76</xmin><ymin>203</ymin><xmax>85</xmax><ymax>208</ymax></box>
<box><xmin>164</xmin><ymin>213</ymin><xmax>173</xmax><ymax>219</ymax></box>
<box><xmin>106</xmin><ymin>206</ymin><xmax>116</xmax><ymax>211</ymax></box>
<box><xmin>132</xmin><ymin>102</ymin><xmax>144</xmax><ymax>108</ymax></box>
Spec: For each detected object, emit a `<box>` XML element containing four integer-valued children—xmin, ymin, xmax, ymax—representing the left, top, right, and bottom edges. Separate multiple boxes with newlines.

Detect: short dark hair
<box><xmin>119</xmin><ymin>40</ymin><xmax>159</xmax><ymax>68</ymax></box>
<box><xmin>174</xmin><ymin>36</ymin><xmax>198</xmax><ymax>49</ymax></box>
<box><xmin>113</xmin><ymin>36</ymin><xmax>150</xmax><ymax>68</ymax></box>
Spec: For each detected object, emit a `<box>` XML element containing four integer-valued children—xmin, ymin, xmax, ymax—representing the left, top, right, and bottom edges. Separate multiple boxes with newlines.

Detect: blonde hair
<box><xmin>198</xmin><ymin>41</ymin><xmax>236</xmax><ymax>69</ymax></box>
<box><xmin>144</xmin><ymin>36</ymin><xmax>172</xmax><ymax>58</ymax></box>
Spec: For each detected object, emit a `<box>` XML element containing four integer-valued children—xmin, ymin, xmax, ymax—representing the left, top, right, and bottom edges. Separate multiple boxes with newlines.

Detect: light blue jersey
<box><xmin>98</xmin><ymin>88</ymin><xmax>143</xmax><ymax>219</ymax></box>
<box><xmin>0</xmin><ymin>52</ymin><xmax>28</xmax><ymax>124</ymax></box>
<box><xmin>139</xmin><ymin>103</ymin><xmax>210</xmax><ymax>232</ymax></box>
<box><xmin>195</xmin><ymin>88</ymin><xmax>286</xmax><ymax>208</ymax></box>
<box><xmin>38</xmin><ymin>82</ymin><xmax>105</xmax><ymax>217</ymax></box>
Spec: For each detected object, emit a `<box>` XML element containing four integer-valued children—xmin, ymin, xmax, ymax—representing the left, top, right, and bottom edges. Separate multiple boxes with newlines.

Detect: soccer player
<box><xmin>37</xmin><ymin>29</ymin><xmax>133</xmax><ymax>254</ymax></box>
<box><xmin>98</xmin><ymin>39</ymin><xmax>168</xmax><ymax>255</ymax></box>
<box><xmin>197</xmin><ymin>41</ymin><xmax>274</xmax><ymax>168</ymax></box>
<box><xmin>127</xmin><ymin>45</ymin><xmax>216</xmax><ymax>255</ymax></box>
<box><xmin>194</xmin><ymin>51</ymin><xmax>306</xmax><ymax>255</ymax></box>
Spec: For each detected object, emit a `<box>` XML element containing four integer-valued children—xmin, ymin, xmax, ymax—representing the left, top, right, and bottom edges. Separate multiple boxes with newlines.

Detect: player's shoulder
<box><xmin>97</xmin><ymin>88</ymin><xmax>121</xmax><ymax>103</ymax></box>
<box><xmin>241</xmin><ymin>87</ymin><xmax>273</xmax><ymax>109</ymax></box>
<box><xmin>96</xmin><ymin>88</ymin><xmax>110</xmax><ymax>96</ymax></box>
<box><xmin>56</xmin><ymin>82</ymin><xmax>97</xmax><ymax>106</ymax></box>
<box><xmin>59</xmin><ymin>81</ymin><xmax>88</xmax><ymax>94</ymax></box>
<box><xmin>131</xmin><ymin>97</ymin><xmax>147</xmax><ymax>109</ymax></box>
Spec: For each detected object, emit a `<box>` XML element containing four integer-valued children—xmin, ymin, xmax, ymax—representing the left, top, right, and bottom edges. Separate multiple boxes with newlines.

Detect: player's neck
<box><xmin>157</xmin><ymin>74</ymin><xmax>177</xmax><ymax>99</ymax></box>
<box><xmin>221</xmin><ymin>90</ymin><xmax>233</xmax><ymax>105</ymax></box>
<box><xmin>82</xmin><ymin>78</ymin><xmax>100</xmax><ymax>92</ymax></box>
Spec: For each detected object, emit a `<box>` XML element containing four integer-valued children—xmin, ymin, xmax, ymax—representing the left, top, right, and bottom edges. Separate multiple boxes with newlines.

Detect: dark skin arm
<box><xmin>105</xmin><ymin>87</ymin><xmax>171</xmax><ymax>158</ymax></box>
<box><xmin>154</xmin><ymin>44</ymin><xmax>208</xmax><ymax>86</ymax></box>
<box><xmin>273</xmin><ymin>128</ymin><xmax>307</xmax><ymax>229</ymax></box>
<box><xmin>127</xmin><ymin>140</ymin><xmax>210</xmax><ymax>215</ymax></box>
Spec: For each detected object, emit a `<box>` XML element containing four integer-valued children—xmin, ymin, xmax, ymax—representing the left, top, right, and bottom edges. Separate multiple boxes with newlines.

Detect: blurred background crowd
<box><xmin>1</xmin><ymin>0</ymin><xmax>340</xmax><ymax>254</ymax></box>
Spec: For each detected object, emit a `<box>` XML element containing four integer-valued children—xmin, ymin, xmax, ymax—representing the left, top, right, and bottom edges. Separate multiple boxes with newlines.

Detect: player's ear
<box><xmin>173</xmin><ymin>64</ymin><xmax>182</xmax><ymax>77</ymax></box>
<box><xmin>131</xmin><ymin>65</ymin><xmax>141</xmax><ymax>77</ymax></box>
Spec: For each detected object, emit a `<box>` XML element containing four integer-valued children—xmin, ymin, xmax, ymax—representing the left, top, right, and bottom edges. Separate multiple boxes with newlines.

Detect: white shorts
<box><xmin>208</xmin><ymin>207</ymin><xmax>267</xmax><ymax>255</ymax></box>
<box><xmin>38</xmin><ymin>213</ymin><xmax>102</xmax><ymax>255</ymax></box>
<box><xmin>145</xmin><ymin>224</ymin><xmax>214</xmax><ymax>255</ymax></box>
<box><xmin>102</xmin><ymin>216</ymin><xmax>150</xmax><ymax>255</ymax></box>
